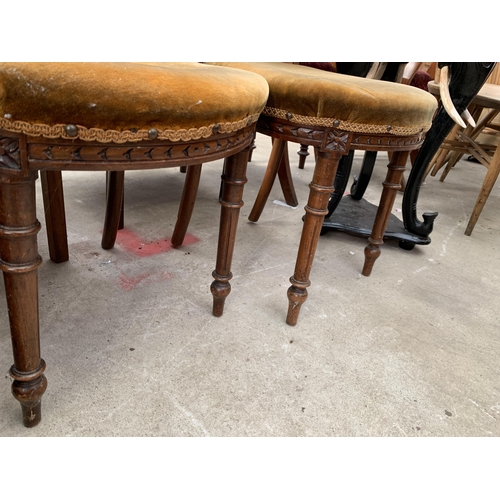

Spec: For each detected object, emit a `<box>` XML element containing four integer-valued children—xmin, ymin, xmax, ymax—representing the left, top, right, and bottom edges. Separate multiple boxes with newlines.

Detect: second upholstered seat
<box><xmin>209</xmin><ymin>62</ymin><xmax>438</xmax><ymax>325</ymax></box>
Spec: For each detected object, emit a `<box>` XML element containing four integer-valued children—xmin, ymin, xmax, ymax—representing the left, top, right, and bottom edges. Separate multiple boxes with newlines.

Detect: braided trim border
<box><xmin>0</xmin><ymin>113</ymin><xmax>261</xmax><ymax>144</ymax></box>
<box><xmin>262</xmin><ymin>106</ymin><xmax>431</xmax><ymax>136</ymax></box>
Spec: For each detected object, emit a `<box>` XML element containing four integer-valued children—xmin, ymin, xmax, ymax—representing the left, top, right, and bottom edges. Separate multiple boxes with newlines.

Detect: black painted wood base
<box><xmin>320</xmin><ymin>196</ymin><xmax>431</xmax><ymax>250</ymax></box>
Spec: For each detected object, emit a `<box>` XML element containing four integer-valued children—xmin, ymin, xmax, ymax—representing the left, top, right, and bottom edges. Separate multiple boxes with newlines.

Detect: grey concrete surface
<box><xmin>1</xmin><ymin>133</ymin><xmax>499</xmax><ymax>436</ymax></box>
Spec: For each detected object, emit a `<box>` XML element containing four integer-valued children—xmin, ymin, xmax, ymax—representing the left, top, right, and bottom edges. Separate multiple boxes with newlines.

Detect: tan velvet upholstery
<box><xmin>209</xmin><ymin>62</ymin><xmax>438</xmax><ymax>136</ymax></box>
<box><xmin>0</xmin><ymin>62</ymin><xmax>269</xmax><ymax>143</ymax></box>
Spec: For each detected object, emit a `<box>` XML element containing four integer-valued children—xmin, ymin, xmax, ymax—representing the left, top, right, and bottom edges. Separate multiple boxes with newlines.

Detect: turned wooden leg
<box><xmin>171</xmin><ymin>164</ymin><xmax>202</xmax><ymax>247</ymax></box>
<box><xmin>286</xmin><ymin>150</ymin><xmax>343</xmax><ymax>326</ymax></box>
<box><xmin>41</xmin><ymin>170</ymin><xmax>69</xmax><ymax>263</ymax></box>
<box><xmin>101</xmin><ymin>171</ymin><xmax>125</xmax><ymax>250</ymax></box>
<box><xmin>297</xmin><ymin>144</ymin><xmax>309</xmax><ymax>169</ymax></box>
<box><xmin>465</xmin><ymin>144</ymin><xmax>500</xmax><ymax>236</ymax></box>
<box><xmin>248</xmin><ymin>138</ymin><xmax>286</xmax><ymax>222</ymax></box>
<box><xmin>362</xmin><ymin>150</ymin><xmax>409</xmax><ymax>277</ymax></box>
<box><xmin>211</xmin><ymin>147</ymin><xmax>249</xmax><ymax>317</ymax></box>
<box><xmin>0</xmin><ymin>170</ymin><xmax>47</xmax><ymax>427</ymax></box>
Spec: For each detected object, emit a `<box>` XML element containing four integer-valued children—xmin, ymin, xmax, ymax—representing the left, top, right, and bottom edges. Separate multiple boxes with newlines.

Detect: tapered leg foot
<box><xmin>11</xmin><ymin>362</ymin><xmax>47</xmax><ymax>428</ymax></box>
<box><xmin>362</xmin><ymin>240</ymin><xmax>381</xmax><ymax>276</ymax></box>
<box><xmin>211</xmin><ymin>276</ymin><xmax>231</xmax><ymax>317</ymax></box>
<box><xmin>286</xmin><ymin>284</ymin><xmax>308</xmax><ymax>326</ymax></box>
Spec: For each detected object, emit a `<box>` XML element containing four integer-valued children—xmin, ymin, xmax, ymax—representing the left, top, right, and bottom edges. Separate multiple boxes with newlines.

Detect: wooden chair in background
<box><xmin>427</xmin><ymin>64</ymin><xmax>500</xmax><ymax>235</ymax></box>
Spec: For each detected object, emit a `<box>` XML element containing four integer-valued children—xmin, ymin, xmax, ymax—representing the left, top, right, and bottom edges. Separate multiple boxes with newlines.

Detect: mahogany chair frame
<box><xmin>0</xmin><ymin>124</ymin><xmax>256</xmax><ymax>427</ymax></box>
<box><xmin>254</xmin><ymin>115</ymin><xmax>427</xmax><ymax>326</ymax></box>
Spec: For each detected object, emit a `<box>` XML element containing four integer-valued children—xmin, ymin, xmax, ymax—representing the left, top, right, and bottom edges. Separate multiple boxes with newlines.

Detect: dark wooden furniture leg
<box><xmin>41</xmin><ymin>170</ymin><xmax>69</xmax><ymax>263</ymax></box>
<box><xmin>101</xmin><ymin>170</ymin><xmax>125</xmax><ymax>250</ymax></box>
<box><xmin>103</xmin><ymin>163</ymin><xmax>202</xmax><ymax>250</ymax></box>
<box><xmin>248</xmin><ymin>138</ymin><xmax>286</xmax><ymax>222</ymax></box>
<box><xmin>248</xmin><ymin>139</ymin><xmax>256</xmax><ymax>162</ymax></box>
<box><xmin>286</xmin><ymin>150</ymin><xmax>342</xmax><ymax>326</ymax></box>
<box><xmin>297</xmin><ymin>144</ymin><xmax>309</xmax><ymax>169</ymax></box>
<box><xmin>211</xmin><ymin>147</ymin><xmax>249</xmax><ymax>317</ymax></box>
<box><xmin>324</xmin><ymin>150</ymin><xmax>355</xmax><ymax>218</ymax></box>
<box><xmin>105</xmin><ymin>171</ymin><xmax>124</xmax><ymax>229</ymax></box>
<box><xmin>350</xmin><ymin>150</ymin><xmax>378</xmax><ymax>200</ymax></box>
<box><xmin>0</xmin><ymin>166</ymin><xmax>46</xmax><ymax>427</ymax></box>
<box><xmin>171</xmin><ymin>164</ymin><xmax>202</xmax><ymax>247</ymax></box>
<box><xmin>249</xmin><ymin>139</ymin><xmax>298</xmax><ymax>222</ymax></box>
<box><xmin>277</xmin><ymin>142</ymin><xmax>299</xmax><ymax>208</ymax></box>
<box><xmin>362</xmin><ymin>150</ymin><xmax>409</xmax><ymax>276</ymax></box>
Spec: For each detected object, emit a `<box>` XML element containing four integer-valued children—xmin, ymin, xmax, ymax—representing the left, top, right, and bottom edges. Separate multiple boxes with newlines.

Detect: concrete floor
<box><xmin>1</xmin><ymin>133</ymin><xmax>499</xmax><ymax>437</ymax></box>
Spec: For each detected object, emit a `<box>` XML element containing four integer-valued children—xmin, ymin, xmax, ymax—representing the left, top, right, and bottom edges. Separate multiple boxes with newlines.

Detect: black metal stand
<box><xmin>321</xmin><ymin>196</ymin><xmax>429</xmax><ymax>250</ymax></box>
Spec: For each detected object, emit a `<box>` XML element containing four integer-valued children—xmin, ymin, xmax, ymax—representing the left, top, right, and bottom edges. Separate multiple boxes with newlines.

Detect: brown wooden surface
<box><xmin>287</xmin><ymin>149</ymin><xmax>343</xmax><ymax>326</ymax></box>
<box><xmin>101</xmin><ymin>171</ymin><xmax>125</xmax><ymax>249</ymax></box>
<box><xmin>172</xmin><ymin>164</ymin><xmax>203</xmax><ymax>247</ymax></box>
<box><xmin>0</xmin><ymin>149</ymin><xmax>46</xmax><ymax>427</ymax></box>
<box><xmin>362</xmin><ymin>151</ymin><xmax>409</xmax><ymax>276</ymax></box>
<box><xmin>255</xmin><ymin>117</ymin><xmax>426</xmax><ymax>325</ymax></box>
<box><xmin>0</xmin><ymin>125</ymin><xmax>256</xmax><ymax>427</ymax></box>
<box><xmin>40</xmin><ymin>170</ymin><xmax>69</xmax><ymax>263</ymax></box>
<box><xmin>211</xmin><ymin>147</ymin><xmax>250</xmax><ymax>317</ymax></box>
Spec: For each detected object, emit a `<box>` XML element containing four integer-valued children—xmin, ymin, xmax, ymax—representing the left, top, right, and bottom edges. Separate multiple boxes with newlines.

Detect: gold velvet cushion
<box><xmin>209</xmin><ymin>62</ymin><xmax>438</xmax><ymax>136</ymax></box>
<box><xmin>0</xmin><ymin>62</ymin><xmax>269</xmax><ymax>143</ymax></box>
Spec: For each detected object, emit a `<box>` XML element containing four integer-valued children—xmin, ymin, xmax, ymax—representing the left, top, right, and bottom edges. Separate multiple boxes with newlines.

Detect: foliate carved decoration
<box><xmin>0</xmin><ymin>136</ymin><xmax>21</xmax><ymax>170</ymax></box>
<box><xmin>258</xmin><ymin>118</ymin><xmax>352</xmax><ymax>152</ymax></box>
<box><xmin>287</xmin><ymin>127</ymin><xmax>324</xmax><ymax>143</ymax></box>
<box><xmin>28</xmin><ymin>127</ymin><xmax>254</xmax><ymax>165</ymax></box>
<box><xmin>322</xmin><ymin>128</ymin><xmax>351</xmax><ymax>153</ymax></box>
<box><xmin>351</xmin><ymin>133</ymin><xmax>425</xmax><ymax>150</ymax></box>
<box><xmin>258</xmin><ymin>119</ymin><xmax>327</xmax><ymax>147</ymax></box>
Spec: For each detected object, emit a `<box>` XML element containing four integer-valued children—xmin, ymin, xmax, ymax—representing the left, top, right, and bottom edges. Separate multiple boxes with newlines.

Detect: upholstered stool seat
<box><xmin>0</xmin><ymin>62</ymin><xmax>268</xmax><ymax>427</ymax></box>
<box><xmin>211</xmin><ymin>62</ymin><xmax>436</xmax><ymax>137</ymax></box>
<box><xmin>210</xmin><ymin>62</ymin><xmax>438</xmax><ymax>325</ymax></box>
<box><xmin>0</xmin><ymin>62</ymin><xmax>267</xmax><ymax>140</ymax></box>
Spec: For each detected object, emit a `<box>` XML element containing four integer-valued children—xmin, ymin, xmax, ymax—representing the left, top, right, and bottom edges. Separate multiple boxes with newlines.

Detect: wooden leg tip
<box><xmin>211</xmin><ymin>280</ymin><xmax>230</xmax><ymax>317</ymax></box>
<box><xmin>21</xmin><ymin>401</ymin><xmax>42</xmax><ymax>428</ymax></box>
<box><xmin>286</xmin><ymin>285</ymin><xmax>308</xmax><ymax>326</ymax></box>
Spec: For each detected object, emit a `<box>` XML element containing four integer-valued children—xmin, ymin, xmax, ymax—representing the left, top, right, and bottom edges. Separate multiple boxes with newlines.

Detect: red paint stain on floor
<box><xmin>118</xmin><ymin>269</ymin><xmax>174</xmax><ymax>291</ymax></box>
<box><xmin>115</xmin><ymin>228</ymin><xmax>200</xmax><ymax>257</ymax></box>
